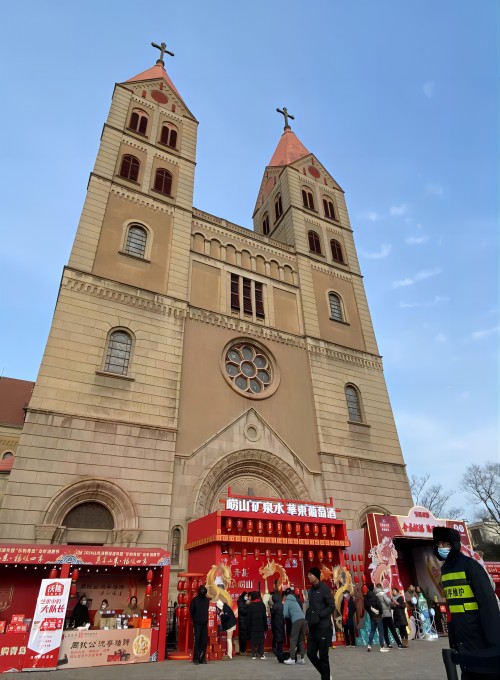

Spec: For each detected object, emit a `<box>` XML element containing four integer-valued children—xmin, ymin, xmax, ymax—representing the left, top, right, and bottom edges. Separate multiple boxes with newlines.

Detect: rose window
<box><xmin>224</xmin><ymin>343</ymin><xmax>272</xmax><ymax>396</ymax></box>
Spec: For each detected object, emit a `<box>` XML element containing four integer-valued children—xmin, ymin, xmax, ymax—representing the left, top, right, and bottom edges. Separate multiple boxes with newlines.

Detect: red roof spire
<box><xmin>125</xmin><ymin>40</ymin><xmax>183</xmax><ymax>103</ymax></box>
<box><xmin>268</xmin><ymin>129</ymin><xmax>310</xmax><ymax>167</ymax></box>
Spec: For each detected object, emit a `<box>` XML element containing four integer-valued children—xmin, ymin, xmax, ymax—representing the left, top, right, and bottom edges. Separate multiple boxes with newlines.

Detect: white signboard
<box><xmin>26</xmin><ymin>578</ymin><xmax>71</xmax><ymax>668</ymax></box>
<box><xmin>225</xmin><ymin>497</ymin><xmax>336</xmax><ymax>519</ymax></box>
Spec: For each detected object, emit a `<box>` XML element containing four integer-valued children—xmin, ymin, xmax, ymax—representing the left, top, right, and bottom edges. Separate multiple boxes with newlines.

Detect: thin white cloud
<box><xmin>393</xmin><ymin>267</ymin><xmax>442</xmax><ymax>289</ymax></box>
<box><xmin>423</xmin><ymin>81</ymin><xmax>434</xmax><ymax>98</ymax></box>
<box><xmin>390</xmin><ymin>204</ymin><xmax>408</xmax><ymax>216</ymax></box>
<box><xmin>399</xmin><ymin>295</ymin><xmax>449</xmax><ymax>309</ymax></box>
<box><xmin>471</xmin><ymin>325</ymin><xmax>500</xmax><ymax>341</ymax></box>
<box><xmin>434</xmin><ymin>333</ymin><xmax>446</xmax><ymax>343</ymax></box>
<box><xmin>360</xmin><ymin>211</ymin><xmax>382</xmax><ymax>222</ymax></box>
<box><xmin>405</xmin><ymin>235</ymin><xmax>429</xmax><ymax>245</ymax></box>
<box><xmin>361</xmin><ymin>244</ymin><xmax>392</xmax><ymax>260</ymax></box>
<box><xmin>426</xmin><ymin>182</ymin><xmax>444</xmax><ymax>196</ymax></box>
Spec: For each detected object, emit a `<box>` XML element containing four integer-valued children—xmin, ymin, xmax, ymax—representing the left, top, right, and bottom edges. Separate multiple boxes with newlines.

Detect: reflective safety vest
<box><xmin>442</xmin><ymin>571</ymin><xmax>479</xmax><ymax>614</ymax></box>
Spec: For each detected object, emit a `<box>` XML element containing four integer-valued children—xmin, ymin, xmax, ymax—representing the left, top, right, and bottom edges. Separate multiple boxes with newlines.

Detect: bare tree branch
<box><xmin>461</xmin><ymin>461</ymin><xmax>500</xmax><ymax>537</ymax></box>
<box><xmin>409</xmin><ymin>473</ymin><xmax>463</xmax><ymax>518</ymax></box>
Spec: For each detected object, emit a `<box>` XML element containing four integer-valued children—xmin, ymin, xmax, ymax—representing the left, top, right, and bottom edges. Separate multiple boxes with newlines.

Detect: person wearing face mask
<box><xmin>433</xmin><ymin>526</ymin><xmax>500</xmax><ymax>680</ymax></box>
<box><xmin>340</xmin><ymin>591</ymin><xmax>356</xmax><ymax>647</ymax></box>
<box><xmin>122</xmin><ymin>595</ymin><xmax>140</xmax><ymax>618</ymax></box>
<box><xmin>237</xmin><ymin>592</ymin><xmax>250</xmax><ymax>654</ymax></box>
<box><xmin>71</xmin><ymin>595</ymin><xmax>90</xmax><ymax>628</ymax></box>
<box><xmin>93</xmin><ymin>599</ymin><xmax>109</xmax><ymax>629</ymax></box>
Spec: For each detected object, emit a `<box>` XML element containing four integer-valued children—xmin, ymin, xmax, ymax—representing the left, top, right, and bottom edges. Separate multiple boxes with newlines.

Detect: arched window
<box><xmin>262</xmin><ymin>213</ymin><xmax>270</xmax><ymax>236</ymax></box>
<box><xmin>104</xmin><ymin>330</ymin><xmax>133</xmax><ymax>375</ymax></box>
<box><xmin>330</xmin><ymin>239</ymin><xmax>345</xmax><ymax>264</ymax></box>
<box><xmin>308</xmin><ymin>230</ymin><xmax>322</xmax><ymax>254</ymax></box>
<box><xmin>171</xmin><ymin>527</ymin><xmax>181</xmax><ymax>566</ymax></box>
<box><xmin>128</xmin><ymin>110</ymin><xmax>148</xmax><ymax>135</ymax></box>
<box><xmin>345</xmin><ymin>384</ymin><xmax>363</xmax><ymax>423</ymax></box>
<box><xmin>274</xmin><ymin>194</ymin><xmax>283</xmax><ymax>221</ymax></box>
<box><xmin>2</xmin><ymin>451</ymin><xmax>13</xmax><ymax>460</ymax></box>
<box><xmin>323</xmin><ymin>197</ymin><xmax>336</xmax><ymax>220</ymax></box>
<box><xmin>328</xmin><ymin>292</ymin><xmax>344</xmax><ymax>321</ymax></box>
<box><xmin>63</xmin><ymin>502</ymin><xmax>114</xmax><ymax>530</ymax></box>
<box><xmin>302</xmin><ymin>188</ymin><xmax>315</xmax><ymax>210</ymax></box>
<box><xmin>160</xmin><ymin>124</ymin><xmax>178</xmax><ymax>148</ymax></box>
<box><xmin>125</xmin><ymin>224</ymin><xmax>148</xmax><ymax>258</ymax></box>
<box><xmin>118</xmin><ymin>154</ymin><xmax>140</xmax><ymax>182</ymax></box>
<box><xmin>153</xmin><ymin>168</ymin><xmax>172</xmax><ymax>196</ymax></box>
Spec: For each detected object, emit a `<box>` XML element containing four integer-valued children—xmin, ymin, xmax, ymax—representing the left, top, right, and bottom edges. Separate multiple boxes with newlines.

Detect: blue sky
<box><xmin>0</xmin><ymin>1</ymin><xmax>498</xmax><ymax>517</ymax></box>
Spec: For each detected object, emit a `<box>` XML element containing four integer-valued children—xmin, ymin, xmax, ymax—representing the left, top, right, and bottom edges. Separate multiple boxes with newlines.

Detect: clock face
<box><xmin>308</xmin><ymin>165</ymin><xmax>320</xmax><ymax>179</ymax></box>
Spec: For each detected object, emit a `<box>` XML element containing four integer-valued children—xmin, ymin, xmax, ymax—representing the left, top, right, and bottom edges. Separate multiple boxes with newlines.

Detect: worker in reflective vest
<box><xmin>433</xmin><ymin>526</ymin><xmax>500</xmax><ymax>679</ymax></box>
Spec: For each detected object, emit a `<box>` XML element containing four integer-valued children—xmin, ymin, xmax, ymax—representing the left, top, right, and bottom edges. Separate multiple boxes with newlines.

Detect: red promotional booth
<box><xmin>182</xmin><ymin>490</ymin><xmax>349</xmax><ymax>656</ymax></box>
<box><xmin>0</xmin><ymin>544</ymin><xmax>170</xmax><ymax>673</ymax></box>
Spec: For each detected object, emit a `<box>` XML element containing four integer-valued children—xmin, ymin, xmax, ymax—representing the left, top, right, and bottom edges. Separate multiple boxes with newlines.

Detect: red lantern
<box><xmin>177</xmin><ymin>580</ymin><xmax>183</xmax><ymax>591</ymax></box>
<box><xmin>277</xmin><ymin>549</ymin><xmax>283</xmax><ymax>560</ymax></box>
<box><xmin>236</xmin><ymin>519</ymin><xmax>243</xmax><ymax>532</ymax></box>
<box><xmin>247</xmin><ymin>519</ymin><xmax>253</xmax><ymax>533</ymax></box>
<box><xmin>288</xmin><ymin>549</ymin><xmax>293</xmax><ymax>559</ymax></box>
<box><xmin>254</xmin><ymin>548</ymin><xmax>260</xmax><ymax>560</ymax></box>
<box><xmin>353</xmin><ymin>565</ymin><xmax>358</xmax><ymax>572</ymax></box>
<box><xmin>257</xmin><ymin>520</ymin><xmax>264</xmax><ymax>535</ymax></box>
<box><xmin>276</xmin><ymin>522</ymin><xmax>283</xmax><ymax>535</ymax></box>
<box><xmin>286</xmin><ymin>522</ymin><xmax>292</xmax><ymax>535</ymax></box>
<box><xmin>304</xmin><ymin>524</ymin><xmax>310</xmax><ymax>536</ymax></box>
<box><xmin>267</xmin><ymin>521</ymin><xmax>273</xmax><ymax>535</ymax></box>
<box><xmin>362</xmin><ymin>574</ymin><xmax>366</xmax><ymax>583</ymax></box>
<box><xmin>192</xmin><ymin>579</ymin><xmax>198</xmax><ymax>591</ymax></box>
<box><xmin>295</xmin><ymin>523</ymin><xmax>301</xmax><ymax>535</ymax></box>
<box><xmin>308</xmin><ymin>550</ymin><xmax>314</xmax><ymax>561</ymax></box>
<box><xmin>362</xmin><ymin>585</ymin><xmax>368</xmax><ymax>595</ymax></box>
<box><xmin>354</xmin><ymin>576</ymin><xmax>359</xmax><ymax>584</ymax></box>
<box><xmin>352</xmin><ymin>554</ymin><xmax>357</xmax><ymax>561</ymax></box>
<box><xmin>49</xmin><ymin>568</ymin><xmax>57</xmax><ymax>579</ymax></box>
<box><xmin>346</xmin><ymin>563</ymin><xmax>351</xmax><ymax>571</ymax></box>
<box><xmin>147</xmin><ymin>569</ymin><xmax>154</xmax><ymax>583</ymax></box>
<box><xmin>70</xmin><ymin>583</ymin><xmax>77</xmax><ymax>597</ymax></box>
<box><xmin>321</xmin><ymin>525</ymin><xmax>327</xmax><ymax>537</ymax></box>
<box><xmin>71</xmin><ymin>568</ymin><xmax>79</xmax><ymax>582</ymax></box>
<box><xmin>226</xmin><ymin>518</ymin><xmax>233</xmax><ymax>532</ymax></box>
<box><xmin>329</xmin><ymin>526</ymin><xmax>336</xmax><ymax>538</ymax></box>
<box><xmin>145</xmin><ymin>584</ymin><xmax>153</xmax><ymax>596</ymax></box>
<box><xmin>241</xmin><ymin>547</ymin><xmax>247</xmax><ymax>560</ymax></box>
<box><xmin>345</xmin><ymin>554</ymin><xmax>349</xmax><ymax>560</ymax></box>
<box><xmin>313</xmin><ymin>524</ymin><xmax>319</xmax><ymax>537</ymax></box>
<box><xmin>327</xmin><ymin>550</ymin><xmax>333</xmax><ymax>562</ymax></box>
<box><xmin>317</xmin><ymin>550</ymin><xmax>324</xmax><ymax>561</ymax></box>
<box><xmin>298</xmin><ymin>550</ymin><xmax>303</xmax><ymax>559</ymax></box>
<box><xmin>358</xmin><ymin>554</ymin><xmax>363</xmax><ymax>562</ymax></box>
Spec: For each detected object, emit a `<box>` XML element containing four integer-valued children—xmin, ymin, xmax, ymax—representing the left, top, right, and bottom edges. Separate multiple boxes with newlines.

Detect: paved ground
<box><xmin>57</xmin><ymin>637</ymin><xmax>451</xmax><ymax>680</ymax></box>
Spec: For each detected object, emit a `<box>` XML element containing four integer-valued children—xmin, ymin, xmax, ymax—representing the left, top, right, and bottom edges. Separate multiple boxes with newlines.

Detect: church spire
<box><xmin>276</xmin><ymin>106</ymin><xmax>295</xmax><ymax>131</ymax></box>
<box><xmin>151</xmin><ymin>40</ymin><xmax>174</xmax><ymax>67</ymax></box>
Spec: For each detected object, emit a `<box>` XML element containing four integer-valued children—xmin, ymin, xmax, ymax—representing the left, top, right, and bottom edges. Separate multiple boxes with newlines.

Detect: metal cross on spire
<box><xmin>151</xmin><ymin>41</ymin><xmax>174</xmax><ymax>66</ymax></box>
<box><xmin>276</xmin><ymin>106</ymin><xmax>295</xmax><ymax>131</ymax></box>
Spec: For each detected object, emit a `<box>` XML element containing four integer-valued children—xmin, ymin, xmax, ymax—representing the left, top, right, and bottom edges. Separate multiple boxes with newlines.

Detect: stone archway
<box><xmin>36</xmin><ymin>478</ymin><xmax>140</xmax><ymax>546</ymax></box>
<box><xmin>356</xmin><ymin>504</ymin><xmax>390</xmax><ymax>529</ymax></box>
<box><xmin>194</xmin><ymin>449</ymin><xmax>310</xmax><ymax>518</ymax></box>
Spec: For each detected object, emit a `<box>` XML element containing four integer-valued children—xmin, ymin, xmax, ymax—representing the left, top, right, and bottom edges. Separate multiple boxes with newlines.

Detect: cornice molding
<box><xmin>27</xmin><ymin>407</ymin><xmax>178</xmax><ymax>434</ymax></box>
<box><xmin>109</xmin><ymin>184</ymin><xmax>175</xmax><ymax>214</ymax></box>
<box><xmin>310</xmin><ymin>262</ymin><xmax>352</xmax><ymax>282</ymax></box>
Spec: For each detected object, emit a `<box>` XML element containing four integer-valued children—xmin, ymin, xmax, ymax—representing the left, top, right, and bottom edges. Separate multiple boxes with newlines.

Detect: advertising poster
<box><xmin>24</xmin><ymin>578</ymin><xmax>71</xmax><ymax>670</ymax></box>
<box><xmin>58</xmin><ymin>628</ymin><xmax>152</xmax><ymax>668</ymax></box>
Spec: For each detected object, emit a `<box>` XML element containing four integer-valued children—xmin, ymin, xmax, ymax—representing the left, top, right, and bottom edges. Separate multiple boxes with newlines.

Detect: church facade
<box><xmin>0</xmin><ymin>48</ymin><xmax>412</xmax><ymax>576</ymax></box>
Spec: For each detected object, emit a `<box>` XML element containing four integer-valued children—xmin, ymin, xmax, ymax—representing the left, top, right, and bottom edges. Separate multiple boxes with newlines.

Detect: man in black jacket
<box><xmin>189</xmin><ymin>585</ymin><xmax>210</xmax><ymax>664</ymax></box>
<box><xmin>434</xmin><ymin>526</ymin><xmax>500</xmax><ymax>680</ymax></box>
<box><xmin>306</xmin><ymin>566</ymin><xmax>334</xmax><ymax>680</ymax></box>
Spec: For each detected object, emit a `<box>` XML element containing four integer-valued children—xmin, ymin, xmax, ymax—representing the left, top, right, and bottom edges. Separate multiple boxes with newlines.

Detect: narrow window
<box><xmin>160</xmin><ymin>125</ymin><xmax>178</xmax><ymax>148</ymax></box>
<box><xmin>119</xmin><ymin>155</ymin><xmax>140</xmax><ymax>182</ymax></box>
<box><xmin>308</xmin><ymin>230</ymin><xmax>322</xmax><ymax>254</ymax></box>
<box><xmin>154</xmin><ymin>168</ymin><xmax>172</xmax><ymax>196</ymax></box>
<box><xmin>255</xmin><ymin>282</ymin><xmax>265</xmax><ymax>318</ymax></box>
<box><xmin>274</xmin><ymin>194</ymin><xmax>283</xmax><ymax>221</ymax></box>
<box><xmin>125</xmin><ymin>225</ymin><xmax>147</xmax><ymax>258</ymax></box>
<box><xmin>242</xmin><ymin>278</ymin><xmax>252</xmax><ymax>315</ymax></box>
<box><xmin>171</xmin><ymin>527</ymin><xmax>181</xmax><ymax>566</ymax></box>
<box><xmin>329</xmin><ymin>292</ymin><xmax>343</xmax><ymax>321</ymax></box>
<box><xmin>128</xmin><ymin>111</ymin><xmax>148</xmax><ymax>135</ymax></box>
<box><xmin>330</xmin><ymin>239</ymin><xmax>345</xmax><ymax>264</ymax></box>
<box><xmin>345</xmin><ymin>385</ymin><xmax>363</xmax><ymax>422</ymax></box>
<box><xmin>262</xmin><ymin>213</ymin><xmax>270</xmax><ymax>236</ymax></box>
<box><xmin>323</xmin><ymin>198</ymin><xmax>336</xmax><ymax>220</ymax></box>
<box><xmin>104</xmin><ymin>330</ymin><xmax>132</xmax><ymax>375</ymax></box>
<box><xmin>230</xmin><ymin>273</ymin><xmax>240</xmax><ymax>311</ymax></box>
<box><xmin>302</xmin><ymin>189</ymin><xmax>315</xmax><ymax>210</ymax></box>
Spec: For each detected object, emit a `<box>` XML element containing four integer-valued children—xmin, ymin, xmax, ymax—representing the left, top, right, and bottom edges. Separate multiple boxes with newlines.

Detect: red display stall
<box><xmin>183</xmin><ymin>490</ymin><xmax>349</xmax><ymax>654</ymax></box>
<box><xmin>0</xmin><ymin>544</ymin><xmax>170</xmax><ymax>673</ymax></box>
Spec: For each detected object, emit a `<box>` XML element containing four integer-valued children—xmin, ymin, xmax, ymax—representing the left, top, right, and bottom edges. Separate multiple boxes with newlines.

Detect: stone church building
<box><xmin>0</xmin><ymin>46</ymin><xmax>412</xmax><ymax>577</ymax></box>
